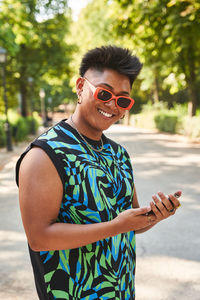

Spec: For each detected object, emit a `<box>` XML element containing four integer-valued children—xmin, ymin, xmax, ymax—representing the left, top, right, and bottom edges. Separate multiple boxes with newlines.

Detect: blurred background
<box><xmin>0</xmin><ymin>0</ymin><xmax>200</xmax><ymax>150</ymax></box>
<box><xmin>0</xmin><ymin>1</ymin><xmax>200</xmax><ymax>299</ymax></box>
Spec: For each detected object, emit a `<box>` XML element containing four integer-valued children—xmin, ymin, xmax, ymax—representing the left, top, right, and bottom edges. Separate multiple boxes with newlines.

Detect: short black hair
<box><xmin>79</xmin><ymin>45</ymin><xmax>143</xmax><ymax>87</ymax></box>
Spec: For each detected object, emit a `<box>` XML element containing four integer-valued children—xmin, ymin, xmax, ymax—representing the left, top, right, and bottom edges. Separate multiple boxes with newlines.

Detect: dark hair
<box><xmin>79</xmin><ymin>45</ymin><xmax>143</xmax><ymax>86</ymax></box>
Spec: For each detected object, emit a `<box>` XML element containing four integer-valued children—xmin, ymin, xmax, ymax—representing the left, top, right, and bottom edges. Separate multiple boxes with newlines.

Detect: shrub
<box><xmin>142</xmin><ymin>101</ymin><xmax>168</xmax><ymax>113</ymax></box>
<box><xmin>154</xmin><ymin>111</ymin><xmax>178</xmax><ymax>134</ymax></box>
<box><xmin>12</xmin><ymin>116</ymin><xmax>29</xmax><ymax>142</ymax></box>
<box><xmin>26</xmin><ymin>113</ymin><xmax>41</xmax><ymax>134</ymax></box>
<box><xmin>129</xmin><ymin>102</ymin><xmax>200</xmax><ymax>138</ymax></box>
<box><xmin>0</xmin><ymin>110</ymin><xmax>41</xmax><ymax>147</ymax></box>
<box><xmin>179</xmin><ymin>116</ymin><xmax>200</xmax><ymax>138</ymax></box>
<box><xmin>130</xmin><ymin>111</ymin><xmax>156</xmax><ymax>129</ymax></box>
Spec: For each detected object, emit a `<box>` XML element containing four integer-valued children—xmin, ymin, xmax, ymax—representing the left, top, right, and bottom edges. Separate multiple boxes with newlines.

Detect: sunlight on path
<box><xmin>0</xmin><ymin>125</ymin><xmax>200</xmax><ymax>299</ymax></box>
<box><xmin>136</xmin><ymin>256</ymin><xmax>200</xmax><ymax>300</ymax></box>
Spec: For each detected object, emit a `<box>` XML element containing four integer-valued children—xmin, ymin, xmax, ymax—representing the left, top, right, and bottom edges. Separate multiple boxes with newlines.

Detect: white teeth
<box><xmin>98</xmin><ymin>109</ymin><xmax>112</xmax><ymax>118</ymax></box>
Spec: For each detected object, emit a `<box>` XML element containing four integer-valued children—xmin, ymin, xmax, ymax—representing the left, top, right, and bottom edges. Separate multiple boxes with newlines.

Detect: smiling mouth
<box><xmin>98</xmin><ymin>108</ymin><xmax>114</xmax><ymax>118</ymax></box>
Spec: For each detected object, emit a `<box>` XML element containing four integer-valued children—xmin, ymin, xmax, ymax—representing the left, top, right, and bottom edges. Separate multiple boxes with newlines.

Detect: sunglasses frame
<box><xmin>83</xmin><ymin>77</ymin><xmax>135</xmax><ymax>110</ymax></box>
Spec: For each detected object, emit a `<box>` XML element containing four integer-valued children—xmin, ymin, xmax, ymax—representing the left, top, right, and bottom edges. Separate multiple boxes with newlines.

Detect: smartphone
<box><xmin>147</xmin><ymin>191</ymin><xmax>181</xmax><ymax>215</ymax></box>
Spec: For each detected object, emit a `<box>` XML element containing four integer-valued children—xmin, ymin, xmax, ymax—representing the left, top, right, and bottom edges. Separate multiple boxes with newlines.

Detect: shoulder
<box><xmin>18</xmin><ymin>146</ymin><xmax>63</xmax><ymax>201</ymax></box>
<box><xmin>37</xmin><ymin>120</ymin><xmax>82</xmax><ymax>149</ymax></box>
<box><xmin>37</xmin><ymin>120</ymin><xmax>69</xmax><ymax>141</ymax></box>
<box><xmin>16</xmin><ymin>120</ymin><xmax>79</xmax><ymax>187</ymax></box>
<box><xmin>19</xmin><ymin>146</ymin><xmax>60</xmax><ymax>182</ymax></box>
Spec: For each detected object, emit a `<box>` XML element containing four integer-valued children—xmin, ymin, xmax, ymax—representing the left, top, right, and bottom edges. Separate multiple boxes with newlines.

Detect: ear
<box><xmin>76</xmin><ymin>77</ymin><xmax>85</xmax><ymax>96</ymax></box>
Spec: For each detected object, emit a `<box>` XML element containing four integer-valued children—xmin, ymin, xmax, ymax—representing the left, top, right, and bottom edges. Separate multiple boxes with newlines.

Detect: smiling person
<box><xmin>16</xmin><ymin>46</ymin><xmax>181</xmax><ymax>300</ymax></box>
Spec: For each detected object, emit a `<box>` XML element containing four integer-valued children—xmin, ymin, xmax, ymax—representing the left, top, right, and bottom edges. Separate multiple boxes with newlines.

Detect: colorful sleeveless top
<box><xmin>16</xmin><ymin>120</ymin><xmax>136</xmax><ymax>300</ymax></box>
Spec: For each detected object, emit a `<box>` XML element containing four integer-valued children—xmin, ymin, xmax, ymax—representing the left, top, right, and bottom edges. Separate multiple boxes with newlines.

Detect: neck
<box><xmin>69</xmin><ymin>111</ymin><xmax>103</xmax><ymax>141</ymax></box>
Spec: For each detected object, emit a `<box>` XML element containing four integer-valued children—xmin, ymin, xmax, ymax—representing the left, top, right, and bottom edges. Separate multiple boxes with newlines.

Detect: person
<box><xmin>16</xmin><ymin>45</ymin><xmax>181</xmax><ymax>300</ymax></box>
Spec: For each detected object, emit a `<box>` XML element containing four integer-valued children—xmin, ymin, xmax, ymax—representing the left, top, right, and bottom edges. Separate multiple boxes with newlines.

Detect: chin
<box><xmin>101</xmin><ymin>120</ymin><xmax>119</xmax><ymax>131</ymax></box>
<box><xmin>92</xmin><ymin>113</ymin><xmax>120</xmax><ymax>132</ymax></box>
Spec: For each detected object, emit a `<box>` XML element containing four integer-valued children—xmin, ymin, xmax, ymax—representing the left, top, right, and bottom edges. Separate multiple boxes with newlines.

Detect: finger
<box><xmin>159</xmin><ymin>192</ymin><xmax>174</xmax><ymax>212</ymax></box>
<box><xmin>152</xmin><ymin>193</ymin><xmax>168</xmax><ymax>217</ymax></box>
<box><xmin>168</xmin><ymin>194</ymin><xmax>181</xmax><ymax>209</ymax></box>
<box><xmin>150</xmin><ymin>201</ymin><xmax>162</xmax><ymax>218</ymax></box>
<box><xmin>133</xmin><ymin>207</ymin><xmax>151</xmax><ymax>216</ymax></box>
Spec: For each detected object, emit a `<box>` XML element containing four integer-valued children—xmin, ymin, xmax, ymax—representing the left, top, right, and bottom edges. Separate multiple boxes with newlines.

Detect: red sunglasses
<box><xmin>84</xmin><ymin>78</ymin><xmax>135</xmax><ymax>110</ymax></box>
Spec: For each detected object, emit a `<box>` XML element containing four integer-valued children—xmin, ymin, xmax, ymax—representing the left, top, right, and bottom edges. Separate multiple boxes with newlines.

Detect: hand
<box><xmin>113</xmin><ymin>206</ymin><xmax>157</xmax><ymax>234</ymax></box>
<box><xmin>150</xmin><ymin>191</ymin><xmax>181</xmax><ymax>221</ymax></box>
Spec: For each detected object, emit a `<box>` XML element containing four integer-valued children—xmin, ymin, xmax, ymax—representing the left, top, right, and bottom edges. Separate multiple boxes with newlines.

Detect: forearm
<box><xmin>28</xmin><ymin>206</ymin><xmax>153</xmax><ymax>251</ymax></box>
<box><xmin>29</xmin><ymin>220</ymin><xmax>120</xmax><ymax>251</ymax></box>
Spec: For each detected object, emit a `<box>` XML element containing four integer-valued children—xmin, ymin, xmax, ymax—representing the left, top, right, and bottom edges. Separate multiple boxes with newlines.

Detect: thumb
<box><xmin>133</xmin><ymin>206</ymin><xmax>151</xmax><ymax>216</ymax></box>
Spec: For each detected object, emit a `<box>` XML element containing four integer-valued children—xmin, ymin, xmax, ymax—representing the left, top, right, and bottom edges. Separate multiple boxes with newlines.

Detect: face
<box><xmin>76</xmin><ymin>68</ymin><xmax>131</xmax><ymax>136</ymax></box>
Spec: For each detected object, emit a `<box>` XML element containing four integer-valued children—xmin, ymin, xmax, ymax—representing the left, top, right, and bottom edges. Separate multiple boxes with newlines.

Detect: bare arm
<box><xmin>132</xmin><ymin>184</ymin><xmax>181</xmax><ymax>234</ymax></box>
<box><xmin>19</xmin><ymin>147</ymin><xmax>154</xmax><ymax>251</ymax></box>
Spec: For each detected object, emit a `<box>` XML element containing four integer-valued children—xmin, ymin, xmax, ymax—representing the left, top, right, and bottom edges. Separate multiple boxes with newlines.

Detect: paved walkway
<box><xmin>0</xmin><ymin>125</ymin><xmax>200</xmax><ymax>299</ymax></box>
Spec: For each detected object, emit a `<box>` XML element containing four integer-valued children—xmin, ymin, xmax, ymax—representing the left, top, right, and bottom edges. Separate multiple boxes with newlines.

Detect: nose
<box><xmin>104</xmin><ymin>99</ymin><xmax>117</xmax><ymax>110</ymax></box>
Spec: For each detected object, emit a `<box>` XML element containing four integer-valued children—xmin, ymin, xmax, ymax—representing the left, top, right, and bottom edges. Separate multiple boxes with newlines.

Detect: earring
<box><xmin>77</xmin><ymin>94</ymin><xmax>82</xmax><ymax>104</ymax></box>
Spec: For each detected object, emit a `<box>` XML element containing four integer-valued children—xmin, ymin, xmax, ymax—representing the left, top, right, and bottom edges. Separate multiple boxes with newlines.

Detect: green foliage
<box><xmin>141</xmin><ymin>101</ymin><xmax>168</xmax><ymax>113</ymax></box>
<box><xmin>8</xmin><ymin>110</ymin><xmax>41</xmax><ymax>142</ymax></box>
<box><xmin>179</xmin><ymin>116</ymin><xmax>200</xmax><ymax>138</ymax></box>
<box><xmin>154</xmin><ymin>112</ymin><xmax>178</xmax><ymax>134</ymax></box>
<box><xmin>1</xmin><ymin>0</ymin><xmax>200</xmax><ymax>119</ymax></box>
<box><xmin>0</xmin><ymin>110</ymin><xmax>41</xmax><ymax>147</ymax></box>
<box><xmin>0</xmin><ymin>120</ymin><xmax>6</xmax><ymax>147</ymax></box>
<box><xmin>26</xmin><ymin>113</ymin><xmax>41</xmax><ymax>134</ymax></box>
<box><xmin>11</xmin><ymin>116</ymin><xmax>29</xmax><ymax>142</ymax></box>
<box><xmin>130</xmin><ymin>102</ymin><xmax>200</xmax><ymax>138</ymax></box>
<box><xmin>0</xmin><ymin>0</ymin><xmax>75</xmax><ymax>116</ymax></box>
<box><xmin>130</xmin><ymin>111</ymin><xmax>156</xmax><ymax>130</ymax></box>
<box><xmin>67</xmin><ymin>0</ymin><xmax>125</xmax><ymax>87</ymax></box>
<box><xmin>112</xmin><ymin>0</ymin><xmax>200</xmax><ymax>115</ymax></box>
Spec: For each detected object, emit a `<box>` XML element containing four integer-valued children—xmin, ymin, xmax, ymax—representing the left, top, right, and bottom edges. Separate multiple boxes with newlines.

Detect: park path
<box><xmin>0</xmin><ymin>124</ymin><xmax>200</xmax><ymax>299</ymax></box>
<box><xmin>106</xmin><ymin>125</ymin><xmax>200</xmax><ymax>300</ymax></box>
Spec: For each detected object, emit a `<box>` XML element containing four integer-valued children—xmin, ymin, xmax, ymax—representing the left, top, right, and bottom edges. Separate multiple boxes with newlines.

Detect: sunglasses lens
<box><xmin>97</xmin><ymin>89</ymin><xmax>112</xmax><ymax>101</ymax></box>
<box><xmin>117</xmin><ymin>97</ymin><xmax>132</xmax><ymax>109</ymax></box>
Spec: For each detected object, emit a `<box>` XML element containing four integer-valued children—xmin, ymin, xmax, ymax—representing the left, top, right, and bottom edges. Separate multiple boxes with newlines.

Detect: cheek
<box><xmin>118</xmin><ymin>108</ymin><xmax>125</xmax><ymax>118</ymax></box>
<box><xmin>81</xmin><ymin>88</ymin><xmax>90</xmax><ymax>100</ymax></box>
<box><xmin>82</xmin><ymin>89</ymin><xmax>96</xmax><ymax>106</ymax></box>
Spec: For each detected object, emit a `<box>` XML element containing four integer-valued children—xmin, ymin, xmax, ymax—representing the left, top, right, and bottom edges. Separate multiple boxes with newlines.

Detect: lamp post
<box><xmin>28</xmin><ymin>77</ymin><xmax>36</xmax><ymax>135</ymax></box>
<box><xmin>0</xmin><ymin>47</ymin><xmax>13</xmax><ymax>151</ymax></box>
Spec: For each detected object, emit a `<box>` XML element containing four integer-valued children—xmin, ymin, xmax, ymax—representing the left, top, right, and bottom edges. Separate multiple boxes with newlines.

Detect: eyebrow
<box><xmin>99</xmin><ymin>82</ymin><xmax>130</xmax><ymax>96</ymax></box>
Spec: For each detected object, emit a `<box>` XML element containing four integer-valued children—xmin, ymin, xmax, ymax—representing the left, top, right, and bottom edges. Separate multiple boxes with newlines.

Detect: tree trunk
<box><xmin>20</xmin><ymin>80</ymin><xmax>28</xmax><ymax>117</ymax></box>
<box><xmin>153</xmin><ymin>69</ymin><xmax>160</xmax><ymax>103</ymax></box>
<box><xmin>19</xmin><ymin>44</ymin><xmax>28</xmax><ymax>117</ymax></box>
<box><xmin>186</xmin><ymin>45</ymin><xmax>197</xmax><ymax>117</ymax></box>
<box><xmin>187</xmin><ymin>82</ymin><xmax>197</xmax><ymax>117</ymax></box>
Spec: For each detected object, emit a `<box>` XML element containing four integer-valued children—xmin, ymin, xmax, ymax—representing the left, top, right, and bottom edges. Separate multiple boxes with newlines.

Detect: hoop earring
<box><xmin>77</xmin><ymin>94</ymin><xmax>82</xmax><ymax>104</ymax></box>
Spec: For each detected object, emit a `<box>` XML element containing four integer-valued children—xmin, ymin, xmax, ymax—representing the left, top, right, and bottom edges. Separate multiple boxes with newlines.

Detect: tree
<box><xmin>68</xmin><ymin>0</ymin><xmax>127</xmax><ymax>88</ymax></box>
<box><xmin>165</xmin><ymin>0</ymin><xmax>200</xmax><ymax>116</ymax></box>
<box><xmin>0</xmin><ymin>0</ymin><xmax>75</xmax><ymax>117</ymax></box>
<box><xmin>113</xmin><ymin>0</ymin><xmax>200</xmax><ymax>116</ymax></box>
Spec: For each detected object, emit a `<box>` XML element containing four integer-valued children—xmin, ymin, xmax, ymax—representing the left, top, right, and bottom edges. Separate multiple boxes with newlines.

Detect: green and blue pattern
<box><xmin>32</xmin><ymin>121</ymin><xmax>135</xmax><ymax>299</ymax></box>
